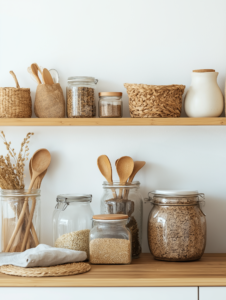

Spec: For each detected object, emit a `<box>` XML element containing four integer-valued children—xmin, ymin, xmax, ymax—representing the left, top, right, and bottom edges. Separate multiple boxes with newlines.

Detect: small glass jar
<box><xmin>100</xmin><ymin>181</ymin><xmax>143</xmax><ymax>258</ymax></box>
<box><xmin>98</xmin><ymin>92</ymin><xmax>123</xmax><ymax>118</ymax></box>
<box><xmin>66</xmin><ymin>76</ymin><xmax>98</xmax><ymax>118</ymax></box>
<box><xmin>0</xmin><ymin>189</ymin><xmax>41</xmax><ymax>252</ymax></box>
<box><xmin>89</xmin><ymin>214</ymin><xmax>131</xmax><ymax>264</ymax></box>
<box><xmin>53</xmin><ymin>194</ymin><xmax>93</xmax><ymax>256</ymax></box>
<box><xmin>147</xmin><ymin>190</ymin><xmax>206</xmax><ymax>261</ymax></box>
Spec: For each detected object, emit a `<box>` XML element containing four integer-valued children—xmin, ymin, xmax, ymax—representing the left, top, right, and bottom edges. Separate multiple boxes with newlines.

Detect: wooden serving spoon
<box><xmin>31</xmin><ymin>64</ymin><xmax>42</xmax><ymax>84</ymax></box>
<box><xmin>116</xmin><ymin>156</ymin><xmax>134</xmax><ymax>198</ymax></box>
<box><xmin>5</xmin><ymin>149</ymin><xmax>51</xmax><ymax>252</ymax></box>
<box><xmin>124</xmin><ymin>161</ymin><xmax>146</xmax><ymax>199</ymax></box>
<box><xmin>42</xmin><ymin>68</ymin><xmax>54</xmax><ymax>85</ymax></box>
<box><xmin>97</xmin><ymin>155</ymin><xmax>117</xmax><ymax>198</ymax></box>
<box><xmin>21</xmin><ymin>149</ymin><xmax>51</xmax><ymax>251</ymax></box>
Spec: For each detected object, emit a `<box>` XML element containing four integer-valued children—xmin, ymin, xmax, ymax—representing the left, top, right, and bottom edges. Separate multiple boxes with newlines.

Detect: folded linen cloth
<box><xmin>0</xmin><ymin>244</ymin><xmax>87</xmax><ymax>268</ymax></box>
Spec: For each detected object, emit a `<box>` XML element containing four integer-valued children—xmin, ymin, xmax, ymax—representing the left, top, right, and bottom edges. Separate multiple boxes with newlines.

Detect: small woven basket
<box><xmin>0</xmin><ymin>71</ymin><xmax>32</xmax><ymax>118</ymax></box>
<box><xmin>124</xmin><ymin>83</ymin><xmax>185</xmax><ymax>118</ymax></box>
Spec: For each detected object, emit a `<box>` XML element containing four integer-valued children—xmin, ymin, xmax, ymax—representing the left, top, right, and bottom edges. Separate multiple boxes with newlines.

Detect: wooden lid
<box><xmin>193</xmin><ymin>69</ymin><xmax>215</xmax><ymax>73</ymax></box>
<box><xmin>93</xmin><ymin>214</ymin><xmax>128</xmax><ymax>220</ymax></box>
<box><xmin>99</xmin><ymin>92</ymin><xmax>122</xmax><ymax>97</ymax></box>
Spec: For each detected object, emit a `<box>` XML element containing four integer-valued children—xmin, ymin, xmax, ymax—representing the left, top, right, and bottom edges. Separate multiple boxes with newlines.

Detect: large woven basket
<box><xmin>124</xmin><ymin>83</ymin><xmax>185</xmax><ymax>118</ymax></box>
<box><xmin>0</xmin><ymin>71</ymin><xmax>32</xmax><ymax>118</ymax></box>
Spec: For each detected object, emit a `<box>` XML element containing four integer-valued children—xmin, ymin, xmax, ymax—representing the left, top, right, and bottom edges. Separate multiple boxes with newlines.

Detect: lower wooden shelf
<box><xmin>0</xmin><ymin>253</ymin><xmax>226</xmax><ymax>287</ymax></box>
<box><xmin>0</xmin><ymin>117</ymin><xmax>226</xmax><ymax>126</ymax></box>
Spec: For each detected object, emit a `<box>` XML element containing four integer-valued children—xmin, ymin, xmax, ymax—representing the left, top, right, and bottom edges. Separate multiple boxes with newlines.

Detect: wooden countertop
<box><xmin>0</xmin><ymin>254</ymin><xmax>226</xmax><ymax>287</ymax></box>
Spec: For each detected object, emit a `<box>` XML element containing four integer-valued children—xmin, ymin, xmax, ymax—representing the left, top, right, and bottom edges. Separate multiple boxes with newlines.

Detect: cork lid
<box><xmin>99</xmin><ymin>92</ymin><xmax>122</xmax><ymax>97</ymax></box>
<box><xmin>93</xmin><ymin>214</ymin><xmax>128</xmax><ymax>220</ymax></box>
<box><xmin>193</xmin><ymin>69</ymin><xmax>215</xmax><ymax>73</ymax></box>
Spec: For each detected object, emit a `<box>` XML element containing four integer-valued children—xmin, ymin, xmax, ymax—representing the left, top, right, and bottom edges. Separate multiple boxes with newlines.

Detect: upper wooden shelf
<box><xmin>0</xmin><ymin>117</ymin><xmax>226</xmax><ymax>126</ymax></box>
<box><xmin>0</xmin><ymin>254</ymin><xmax>225</xmax><ymax>287</ymax></box>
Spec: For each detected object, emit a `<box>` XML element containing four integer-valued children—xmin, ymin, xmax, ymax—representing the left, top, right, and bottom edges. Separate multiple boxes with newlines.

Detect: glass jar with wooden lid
<box><xmin>98</xmin><ymin>92</ymin><xmax>123</xmax><ymax>118</ymax></box>
<box><xmin>89</xmin><ymin>214</ymin><xmax>131</xmax><ymax>264</ymax></box>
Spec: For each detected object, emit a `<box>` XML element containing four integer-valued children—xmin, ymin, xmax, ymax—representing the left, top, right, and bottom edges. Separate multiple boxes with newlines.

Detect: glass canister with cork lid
<box><xmin>66</xmin><ymin>76</ymin><xmax>98</xmax><ymax>118</ymax></box>
<box><xmin>89</xmin><ymin>214</ymin><xmax>132</xmax><ymax>265</ymax></box>
<box><xmin>53</xmin><ymin>194</ymin><xmax>94</xmax><ymax>257</ymax></box>
<box><xmin>100</xmin><ymin>181</ymin><xmax>143</xmax><ymax>258</ymax></box>
<box><xmin>98</xmin><ymin>92</ymin><xmax>123</xmax><ymax>118</ymax></box>
<box><xmin>146</xmin><ymin>190</ymin><xmax>206</xmax><ymax>261</ymax></box>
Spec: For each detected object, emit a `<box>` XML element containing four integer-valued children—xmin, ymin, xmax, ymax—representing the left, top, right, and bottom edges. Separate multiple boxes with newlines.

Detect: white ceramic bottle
<box><xmin>184</xmin><ymin>69</ymin><xmax>223</xmax><ymax>117</ymax></box>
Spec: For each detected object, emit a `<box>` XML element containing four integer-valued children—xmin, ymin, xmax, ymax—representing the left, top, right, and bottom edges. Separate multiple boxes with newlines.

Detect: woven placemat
<box><xmin>0</xmin><ymin>262</ymin><xmax>91</xmax><ymax>277</ymax></box>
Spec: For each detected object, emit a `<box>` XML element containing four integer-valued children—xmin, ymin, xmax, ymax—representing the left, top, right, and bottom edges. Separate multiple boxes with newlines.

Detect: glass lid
<box><xmin>56</xmin><ymin>194</ymin><xmax>92</xmax><ymax>203</ymax></box>
<box><xmin>67</xmin><ymin>76</ymin><xmax>98</xmax><ymax>84</ymax></box>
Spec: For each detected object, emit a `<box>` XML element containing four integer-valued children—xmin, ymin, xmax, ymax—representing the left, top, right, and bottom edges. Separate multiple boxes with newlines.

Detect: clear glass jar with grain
<box><xmin>0</xmin><ymin>189</ymin><xmax>41</xmax><ymax>252</ymax></box>
<box><xmin>98</xmin><ymin>92</ymin><xmax>123</xmax><ymax>118</ymax></box>
<box><xmin>53</xmin><ymin>194</ymin><xmax>94</xmax><ymax>257</ymax></box>
<box><xmin>100</xmin><ymin>181</ymin><xmax>143</xmax><ymax>258</ymax></box>
<box><xmin>66</xmin><ymin>76</ymin><xmax>98</xmax><ymax>118</ymax></box>
<box><xmin>147</xmin><ymin>190</ymin><xmax>206</xmax><ymax>261</ymax></box>
<box><xmin>89</xmin><ymin>214</ymin><xmax>132</xmax><ymax>265</ymax></box>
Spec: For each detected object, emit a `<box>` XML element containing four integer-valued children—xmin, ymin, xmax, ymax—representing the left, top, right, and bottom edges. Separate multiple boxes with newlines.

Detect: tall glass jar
<box><xmin>0</xmin><ymin>189</ymin><xmax>41</xmax><ymax>252</ymax></box>
<box><xmin>98</xmin><ymin>92</ymin><xmax>123</xmax><ymax>118</ymax></box>
<box><xmin>53</xmin><ymin>194</ymin><xmax>93</xmax><ymax>256</ymax></box>
<box><xmin>147</xmin><ymin>190</ymin><xmax>206</xmax><ymax>261</ymax></box>
<box><xmin>66</xmin><ymin>76</ymin><xmax>98</xmax><ymax>118</ymax></box>
<box><xmin>90</xmin><ymin>214</ymin><xmax>131</xmax><ymax>265</ymax></box>
<box><xmin>100</xmin><ymin>181</ymin><xmax>143</xmax><ymax>258</ymax></box>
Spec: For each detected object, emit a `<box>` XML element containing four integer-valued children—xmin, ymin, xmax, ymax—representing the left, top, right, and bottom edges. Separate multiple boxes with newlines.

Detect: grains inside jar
<box><xmin>148</xmin><ymin>196</ymin><xmax>206</xmax><ymax>261</ymax></box>
<box><xmin>67</xmin><ymin>87</ymin><xmax>96</xmax><ymax>118</ymax></box>
<box><xmin>55</xmin><ymin>229</ymin><xmax>90</xmax><ymax>256</ymax></box>
<box><xmin>89</xmin><ymin>238</ymin><xmax>131</xmax><ymax>264</ymax></box>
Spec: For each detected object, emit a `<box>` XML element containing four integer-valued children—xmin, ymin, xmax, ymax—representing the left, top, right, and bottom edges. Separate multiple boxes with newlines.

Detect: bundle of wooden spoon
<box><xmin>28</xmin><ymin>63</ymin><xmax>54</xmax><ymax>85</ymax></box>
<box><xmin>5</xmin><ymin>148</ymin><xmax>51</xmax><ymax>252</ymax></box>
<box><xmin>97</xmin><ymin>155</ymin><xmax>145</xmax><ymax>199</ymax></box>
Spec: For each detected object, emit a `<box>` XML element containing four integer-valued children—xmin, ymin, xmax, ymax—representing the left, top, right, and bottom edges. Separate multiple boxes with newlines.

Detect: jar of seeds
<box><xmin>53</xmin><ymin>194</ymin><xmax>94</xmax><ymax>257</ymax></box>
<box><xmin>89</xmin><ymin>214</ymin><xmax>132</xmax><ymax>265</ymax></box>
<box><xmin>66</xmin><ymin>76</ymin><xmax>98</xmax><ymax>118</ymax></box>
<box><xmin>98</xmin><ymin>92</ymin><xmax>123</xmax><ymax>118</ymax></box>
<box><xmin>100</xmin><ymin>181</ymin><xmax>143</xmax><ymax>258</ymax></box>
<box><xmin>146</xmin><ymin>190</ymin><xmax>206</xmax><ymax>262</ymax></box>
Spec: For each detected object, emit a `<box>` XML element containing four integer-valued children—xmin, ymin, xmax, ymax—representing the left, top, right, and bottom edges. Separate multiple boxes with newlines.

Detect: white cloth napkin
<box><xmin>0</xmin><ymin>244</ymin><xmax>87</xmax><ymax>268</ymax></box>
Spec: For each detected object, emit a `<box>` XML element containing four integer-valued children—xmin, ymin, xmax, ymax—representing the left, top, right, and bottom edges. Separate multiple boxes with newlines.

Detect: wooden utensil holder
<box><xmin>34</xmin><ymin>83</ymin><xmax>65</xmax><ymax>118</ymax></box>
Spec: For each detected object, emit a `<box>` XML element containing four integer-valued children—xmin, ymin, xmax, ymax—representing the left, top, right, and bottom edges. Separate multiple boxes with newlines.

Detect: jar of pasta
<box><xmin>146</xmin><ymin>190</ymin><xmax>206</xmax><ymax>261</ymax></box>
<box><xmin>66</xmin><ymin>76</ymin><xmax>98</xmax><ymax>118</ymax></box>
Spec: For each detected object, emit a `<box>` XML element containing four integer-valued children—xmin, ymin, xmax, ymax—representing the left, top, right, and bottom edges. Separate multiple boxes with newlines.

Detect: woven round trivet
<box><xmin>0</xmin><ymin>262</ymin><xmax>91</xmax><ymax>277</ymax></box>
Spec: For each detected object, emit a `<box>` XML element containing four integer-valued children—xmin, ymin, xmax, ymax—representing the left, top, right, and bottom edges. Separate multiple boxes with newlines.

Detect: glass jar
<box><xmin>0</xmin><ymin>189</ymin><xmax>41</xmax><ymax>252</ymax></box>
<box><xmin>53</xmin><ymin>194</ymin><xmax>93</xmax><ymax>256</ymax></box>
<box><xmin>147</xmin><ymin>190</ymin><xmax>206</xmax><ymax>261</ymax></box>
<box><xmin>100</xmin><ymin>181</ymin><xmax>143</xmax><ymax>258</ymax></box>
<box><xmin>98</xmin><ymin>92</ymin><xmax>123</xmax><ymax>118</ymax></box>
<box><xmin>66</xmin><ymin>76</ymin><xmax>98</xmax><ymax>118</ymax></box>
<box><xmin>89</xmin><ymin>214</ymin><xmax>131</xmax><ymax>264</ymax></box>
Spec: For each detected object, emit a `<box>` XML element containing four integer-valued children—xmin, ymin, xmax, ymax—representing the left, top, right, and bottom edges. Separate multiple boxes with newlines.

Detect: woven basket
<box><xmin>124</xmin><ymin>83</ymin><xmax>185</xmax><ymax>118</ymax></box>
<box><xmin>0</xmin><ymin>71</ymin><xmax>32</xmax><ymax>118</ymax></box>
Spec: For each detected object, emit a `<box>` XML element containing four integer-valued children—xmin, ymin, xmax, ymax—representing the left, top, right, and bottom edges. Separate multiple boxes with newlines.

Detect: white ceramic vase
<box><xmin>184</xmin><ymin>70</ymin><xmax>223</xmax><ymax>117</ymax></box>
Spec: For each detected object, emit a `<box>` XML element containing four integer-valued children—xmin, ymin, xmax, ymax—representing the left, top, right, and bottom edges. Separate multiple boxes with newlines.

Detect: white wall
<box><xmin>0</xmin><ymin>0</ymin><xmax>226</xmax><ymax>253</ymax></box>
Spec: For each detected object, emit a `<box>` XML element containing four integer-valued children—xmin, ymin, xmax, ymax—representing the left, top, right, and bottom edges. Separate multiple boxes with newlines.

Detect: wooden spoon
<box><xmin>97</xmin><ymin>155</ymin><xmax>117</xmax><ymax>198</ymax></box>
<box><xmin>42</xmin><ymin>68</ymin><xmax>54</xmax><ymax>85</ymax></box>
<box><xmin>29</xmin><ymin>159</ymin><xmax>47</xmax><ymax>189</ymax></box>
<box><xmin>116</xmin><ymin>156</ymin><xmax>134</xmax><ymax>198</ymax></box>
<box><xmin>31</xmin><ymin>64</ymin><xmax>42</xmax><ymax>84</ymax></box>
<box><xmin>5</xmin><ymin>149</ymin><xmax>51</xmax><ymax>252</ymax></box>
<box><xmin>124</xmin><ymin>161</ymin><xmax>146</xmax><ymax>199</ymax></box>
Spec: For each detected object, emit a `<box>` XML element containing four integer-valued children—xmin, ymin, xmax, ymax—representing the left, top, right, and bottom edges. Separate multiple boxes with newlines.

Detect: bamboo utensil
<box><xmin>5</xmin><ymin>149</ymin><xmax>51</xmax><ymax>252</ymax></box>
<box><xmin>28</xmin><ymin>64</ymin><xmax>43</xmax><ymax>84</ymax></box>
<box><xmin>42</xmin><ymin>68</ymin><xmax>54</xmax><ymax>85</ymax></box>
<box><xmin>97</xmin><ymin>155</ymin><xmax>117</xmax><ymax>198</ymax></box>
<box><xmin>31</xmin><ymin>64</ymin><xmax>42</xmax><ymax>84</ymax></box>
<box><xmin>124</xmin><ymin>161</ymin><xmax>146</xmax><ymax>199</ymax></box>
<box><xmin>116</xmin><ymin>156</ymin><xmax>134</xmax><ymax>198</ymax></box>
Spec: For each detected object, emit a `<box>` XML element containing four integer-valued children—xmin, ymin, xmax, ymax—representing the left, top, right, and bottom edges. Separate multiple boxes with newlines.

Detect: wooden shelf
<box><xmin>0</xmin><ymin>117</ymin><xmax>226</xmax><ymax>126</ymax></box>
<box><xmin>0</xmin><ymin>254</ymin><xmax>226</xmax><ymax>287</ymax></box>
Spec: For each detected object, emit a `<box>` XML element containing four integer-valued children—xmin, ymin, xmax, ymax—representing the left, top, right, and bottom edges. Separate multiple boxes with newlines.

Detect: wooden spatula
<box><xmin>42</xmin><ymin>68</ymin><xmax>54</xmax><ymax>85</ymax></box>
